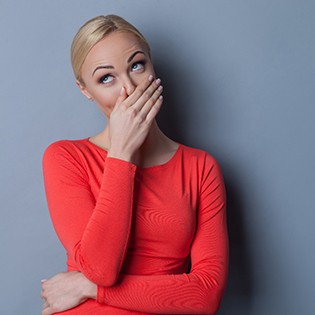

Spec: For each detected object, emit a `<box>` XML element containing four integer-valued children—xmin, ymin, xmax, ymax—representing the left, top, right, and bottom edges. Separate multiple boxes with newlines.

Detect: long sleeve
<box><xmin>97</xmin><ymin>155</ymin><xmax>229</xmax><ymax>314</ymax></box>
<box><xmin>42</xmin><ymin>141</ymin><xmax>137</xmax><ymax>286</ymax></box>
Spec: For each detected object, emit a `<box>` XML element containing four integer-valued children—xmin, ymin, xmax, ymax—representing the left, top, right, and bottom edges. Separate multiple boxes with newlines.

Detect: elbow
<box><xmin>83</xmin><ymin>266</ymin><xmax>120</xmax><ymax>287</ymax></box>
<box><xmin>193</xmin><ymin>281</ymin><xmax>224</xmax><ymax>315</ymax></box>
<box><xmin>74</xmin><ymin>247</ymin><xmax>121</xmax><ymax>287</ymax></box>
<box><xmin>95</xmin><ymin>272</ymin><xmax>119</xmax><ymax>287</ymax></box>
<box><xmin>204</xmin><ymin>300</ymin><xmax>221</xmax><ymax>315</ymax></box>
<box><xmin>197</xmin><ymin>298</ymin><xmax>221</xmax><ymax>315</ymax></box>
<box><xmin>202</xmin><ymin>288</ymin><xmax>224</xmax><ymax>315</ymax></box>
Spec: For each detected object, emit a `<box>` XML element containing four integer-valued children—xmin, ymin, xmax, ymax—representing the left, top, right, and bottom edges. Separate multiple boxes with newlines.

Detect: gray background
<box><xmin>1</xmin><ymin>0</ymin><xmax>314</xmax><ymax>314</ymax></box>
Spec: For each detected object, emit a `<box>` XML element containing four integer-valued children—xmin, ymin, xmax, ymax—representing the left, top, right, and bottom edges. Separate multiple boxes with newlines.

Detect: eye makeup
<box><xmin>97</xmin><ymin>59</ymin><xmax>147</xmax><ymax>85</ymax></box>
<box><xmin>98</xmin><ymin>74</ymin><xmax>114</xmax><ymax>85</ymax></box>
<box><xmin>131</xmin><ymin>60</ymin><xmax>146</xmax><ymax>71</ymax></box>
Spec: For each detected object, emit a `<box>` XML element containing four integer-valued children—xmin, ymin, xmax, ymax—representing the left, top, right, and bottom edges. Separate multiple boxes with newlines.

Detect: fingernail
<box><xmin>41</xmin><ymin>279</ymin><xmax>47</xmax><ymax>283</ymax></box>
<box><xmin>120</xmin><ymin>87</ymin><xmax>125</xmax><ymax>95</ymax></box>
<box><xmin>158</xmin><ymin>85</ymin><xmax>163</xmax><ymax>92</ymax></box>
<box><xmin>159</xmin><ymin>95</ymin><xmax>163</xmax><ymax>100</ymax></box>
<box><xmin>155</xmin><ymin>78</ymin><xmax>161</xmax><ymax>85</ymax></box>
<box><xmin>148</xmin><ymin>75</ymin><xmax>153</xmax><ymax>82</ymax></box>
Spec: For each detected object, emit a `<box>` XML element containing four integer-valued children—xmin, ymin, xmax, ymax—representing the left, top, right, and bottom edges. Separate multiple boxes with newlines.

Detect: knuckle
<box><xmin>143</xmin><ymin>118</ymin><xmax>150</xmax><ymax>126</ymax></box>
<box><xmin>138</xmin><ymin>115</ymin><xmax>146</xmax><ymax>123</ymax></box>
<box><xmin>151</xmin><ymin>93</ymin><xmax>158</xmax><ymax>101</ymax></box>
<box><xmin>136</xmin><ymin>86</ymin><xmax>145</xmax><ymax>96</ymax></box>
<box><xmin>146</xmin><ymin>98</ymin><xmax>155</xmax><ymax>107</ymax></box>
<box><xmin>128</xmin><ymin>107</ymin><xmax>137</xmax><ymax>119</ymax></box>
<box><xmin>50</xmin><ymin>302</ymin><xmax>58</xmax><ymax>311</ymax></box>
<box><xmin>133</xmin><ymin>113</ymin><xmax>143</xmax><ymax>123</ymax></box>
<box><xmin>143</xmin><ymin>90</ymin><xmax>151</xmax><ymax>99</ymax></box>
<box><xmin>121</xmin><ymin>103</ymin><xmax>128</xmax><ymax>110</ymax></box>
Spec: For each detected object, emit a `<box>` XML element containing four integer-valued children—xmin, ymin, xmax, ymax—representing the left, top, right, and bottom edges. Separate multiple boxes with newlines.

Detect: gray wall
<box><xmin>1</xmin><ymin>1</ymin><xmax>314</xmax><ymax>314</ymax></box>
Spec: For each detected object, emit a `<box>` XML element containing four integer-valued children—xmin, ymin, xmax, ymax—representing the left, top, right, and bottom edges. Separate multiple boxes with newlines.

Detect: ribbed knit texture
<box><xmin>42</xmin><ymin>138</ymin><xmax>228</xmax><ymax>314</ymax></box>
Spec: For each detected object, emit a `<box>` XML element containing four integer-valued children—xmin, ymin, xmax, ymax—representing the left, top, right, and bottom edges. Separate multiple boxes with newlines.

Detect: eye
<box><xmin>131</xmin><ymin>61</ymin><xmax>145</xmax><ymax>72</ymax></box>
<box><xmin>99</xmin><ymin>74</ymin><xmax>114</xmax><ymax>85</ymax></box>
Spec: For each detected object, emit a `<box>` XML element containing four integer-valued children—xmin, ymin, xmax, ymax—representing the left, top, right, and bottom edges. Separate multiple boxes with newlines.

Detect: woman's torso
<box><xmin>54</xmin><ymin>138</ymin><xmax>207</xmax><ymax>314</ymax></box>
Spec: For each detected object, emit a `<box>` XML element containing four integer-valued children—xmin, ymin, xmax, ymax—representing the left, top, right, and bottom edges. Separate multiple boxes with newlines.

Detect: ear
<box><xmin>76</xmin><ymin>80</ymin><xmax>94</xmax><ymax>101</ymax></box>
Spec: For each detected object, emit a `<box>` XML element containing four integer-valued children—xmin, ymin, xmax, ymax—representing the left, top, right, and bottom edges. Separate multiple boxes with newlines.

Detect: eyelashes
<box><xmin>98</xmin><ymin>60</ymin><xmax>147</xmax><ymax>85</ymax></box>
<box><xmin>99</xmin><ymin>74</ymin><xmax>114</xmax><ymax>84</ymax></box>
<box><xmin>131</xmin><ymin>60</ymin><xmax>146</xmax><ymax>71</ymax></box>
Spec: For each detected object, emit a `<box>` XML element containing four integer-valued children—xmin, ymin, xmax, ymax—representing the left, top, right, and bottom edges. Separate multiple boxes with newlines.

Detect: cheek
<box><xmin>94</xmin><ymin>87</ymin><xmax>121</xmax><ymax>111</ymax></box>
<box><xmin>102</xmin><ymin>87</ymin><xmax>120</xmax><ymax>103</ymax></box>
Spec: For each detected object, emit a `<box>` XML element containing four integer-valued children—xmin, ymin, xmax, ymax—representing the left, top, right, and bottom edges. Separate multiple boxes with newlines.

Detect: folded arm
<box><xmin>43</xmin><ymin>142</ymin><xmax>136</xmax><ymax>286</ymax></box>
<box><xmin>97</xmin><ymin>156</ymin><xmax>228</xmax><ymax>314</ymax></box>
<box><xmin>43</xmin><ymin>149</ymin><xmax>228</xmax><ymax>314</ymax></box>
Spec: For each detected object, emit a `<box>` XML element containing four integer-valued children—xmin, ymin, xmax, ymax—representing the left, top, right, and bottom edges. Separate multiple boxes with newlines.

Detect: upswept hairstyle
<box><xmin>71</xmin><ymin>14</ymin><xmax>151</xmax><ymax>85</ymax></box>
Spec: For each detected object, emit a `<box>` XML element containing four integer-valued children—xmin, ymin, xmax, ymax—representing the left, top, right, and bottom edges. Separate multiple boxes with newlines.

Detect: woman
<box><xmin>41</xmin><ymin>14</ymin><xmax>228</xmax><ymax>315</ymax></box>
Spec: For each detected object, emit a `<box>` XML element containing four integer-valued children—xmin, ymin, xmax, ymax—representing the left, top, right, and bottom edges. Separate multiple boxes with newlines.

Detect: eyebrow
<box><xmin>92</xmin><ymin>50</ymin><xmax>145</xmax><ymax>76</ymax></box>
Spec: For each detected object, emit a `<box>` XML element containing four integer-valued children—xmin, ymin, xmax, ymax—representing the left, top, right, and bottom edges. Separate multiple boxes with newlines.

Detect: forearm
<box><xmin>96</xmin><ymin>268</ymin><xmax>227</xmax><ymax>314</ymax></box>
<box><xmin>76</xmin><ymin>268</ymin><xmax>225</xmax><ymax>314</ymax></box>
<box><xmin>43</xmin><ymin>144</ymin><xmax>137</xmax><ymax>287</ymax></box>
<box><xmin>76</xmin><ymin>157</ymin><xmax>136</xmax><ymax>285</ymax></box>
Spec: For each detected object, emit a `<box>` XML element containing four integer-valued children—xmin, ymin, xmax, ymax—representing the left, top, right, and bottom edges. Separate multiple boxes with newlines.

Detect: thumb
<box><xmin>114</xmin><ymin>87</ymin><xmax>127</xmax><ymax>109</ymax></box>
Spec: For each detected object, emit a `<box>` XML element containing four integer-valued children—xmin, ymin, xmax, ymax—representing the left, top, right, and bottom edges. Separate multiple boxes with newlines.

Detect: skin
<box><xmin>78</xmin><ymin>31</ymin><xmax>178</xmax><ymax>166</ymax></box>
<box><xmin>41</xmin><ymin>31</ymin><xmax>179</xmax><ymax>314</ymax></box>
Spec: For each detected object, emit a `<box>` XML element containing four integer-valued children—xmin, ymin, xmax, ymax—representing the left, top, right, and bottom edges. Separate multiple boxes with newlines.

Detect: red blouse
<box><xmin>42</xmin><ymin>138</ymin><xmax>228</xmax><ymax>314</ymax></box>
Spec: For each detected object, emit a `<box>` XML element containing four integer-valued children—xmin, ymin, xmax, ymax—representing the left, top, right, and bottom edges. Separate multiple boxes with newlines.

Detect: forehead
<box><xmin>84</xmin><ymin>32</ymin><xmax>146</xmax><ymax>68</ymax></box>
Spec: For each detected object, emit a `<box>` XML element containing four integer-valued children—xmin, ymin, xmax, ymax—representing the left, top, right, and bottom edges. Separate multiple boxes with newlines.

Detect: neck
<box><xmin>139</xmin><ymin>121</ymin><xmax>166</xmax><ymax>154</ymax></box>
<box><xmin>136</xmin><ymin>122</ymin><xmax>178</xmax><ymax>167</ymax></box>
<box><xmin>96</xmin><ymin>121</ymin><xmax>177</xmax><ymax>167</ymax></box>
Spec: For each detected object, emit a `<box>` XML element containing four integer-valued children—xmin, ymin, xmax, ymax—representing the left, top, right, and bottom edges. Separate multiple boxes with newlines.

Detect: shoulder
<box><xmin>42</xmin><ymin>139</ymin><xmax>92</xmax><ymax>183</ymax></box>
<box><xmin>43</xmin><ymin>138</ymin><xmax>89</xmax><ymax>159</ymax></box>
<box><xmin>179</xmin><ymin>145</ymin><xmax>226</xmax><ymax>202</ymax></box>
<box><xmin>178</xmin><ymin>143</ymin><xmax>224</xmax><ymax>185</ymax></box>
<box><xmin>42</xmin><ymin>138</ymin><xmax>91</xmax><ymax>171</ymax></box>
<box><xmin>180</xmin><ymin>143</ymin><xmax>221</xmax><ymax>168</ymax></box>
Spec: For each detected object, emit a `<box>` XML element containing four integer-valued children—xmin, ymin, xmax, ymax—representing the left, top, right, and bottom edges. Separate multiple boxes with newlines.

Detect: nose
<box><xmin>121</xmin><ymin>75</ymin><xmax>136</xmax><ymax>96</ymax></box>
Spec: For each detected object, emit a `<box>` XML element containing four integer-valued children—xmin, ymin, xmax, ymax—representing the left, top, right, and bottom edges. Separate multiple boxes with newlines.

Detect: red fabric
<box><xmin>43</xmin><ymin>138</ymin><xmax>228</xmax><ymax>314</ymax></box>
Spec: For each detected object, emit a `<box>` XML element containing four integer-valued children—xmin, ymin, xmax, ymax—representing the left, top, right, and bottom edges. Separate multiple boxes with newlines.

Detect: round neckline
<box><xmin>83</xmin><ymin>137</ymin><xmax>182</xmax><ymax>171</ymax></box>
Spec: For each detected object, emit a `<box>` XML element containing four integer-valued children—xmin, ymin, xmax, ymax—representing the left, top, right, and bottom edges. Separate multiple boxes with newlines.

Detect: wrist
<box><xmin>107</xmin><ymin>148</ymin><xmax>137</xmax><ymax>164</ymax></box>
<box><xmin>81</xmin><ymin>275</ymin><xmax>97</xmax><ymax>300</ymax></box>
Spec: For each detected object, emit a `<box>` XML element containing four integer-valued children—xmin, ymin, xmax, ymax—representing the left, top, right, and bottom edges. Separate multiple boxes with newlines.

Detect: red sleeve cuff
<box><xmin>96</xmin><ymin>285</ymin><xmax>107</xmax><ymax>304</ymax></box>
<box><xmin>105</xmin><ymin>156</ymin><xmax>137</xmax><ymax>171</ymax></box>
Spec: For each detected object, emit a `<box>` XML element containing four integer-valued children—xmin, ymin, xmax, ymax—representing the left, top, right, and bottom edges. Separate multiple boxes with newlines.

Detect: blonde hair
<box><xmin>71</xmin><ymin>14</ymin><xmax>151</xmax><ymax>85</ymax></box>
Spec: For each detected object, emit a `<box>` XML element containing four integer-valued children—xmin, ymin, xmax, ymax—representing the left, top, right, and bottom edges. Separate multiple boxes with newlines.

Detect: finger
<box><xmin>42</xmin><ymin>300</ymin><xmax>49</xmax><ymax>310</ymax></box>
<box><xmin>42</xmin><ymin>307</ymin><xmax>52</xmax><ymax>315</ymax></box>
<box><xmin>138</xmin><ymin>84</ymin><xmax>163</xmax><ymax>119</ymax></box>
<box><xmin>145</xmin><ymin>95</ymin><xmax>163</xmax><ymax>123</ymax></box>
<box><xmin>123</xmin><ymin>75</ymin><xmax>155</xmax><ymax>107</ymax></box>
<box><xmin>41</xmin><ymin>284</ymin><xmax>46</xmax><ymax>300</ymax></box>
<box><xmin>42</xmin><ymin>300</ymin><xmax>51</xmax><ymax>315</ymax></box>
<box><xmin>132</xmin><ymin>78</ymin><xmax>162</xmax><ymax>112</ymax></box>
<box><xmin>112</xmin><ymin>87</ymin><xmax>128</xmax><ymax>112</ymax></box>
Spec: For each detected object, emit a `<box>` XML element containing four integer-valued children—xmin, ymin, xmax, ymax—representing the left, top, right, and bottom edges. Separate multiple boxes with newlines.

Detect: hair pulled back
<box><xmin>71</xmin><ymin>14</ymin><xmax>151</xmax><ymax>85</ymax></box>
